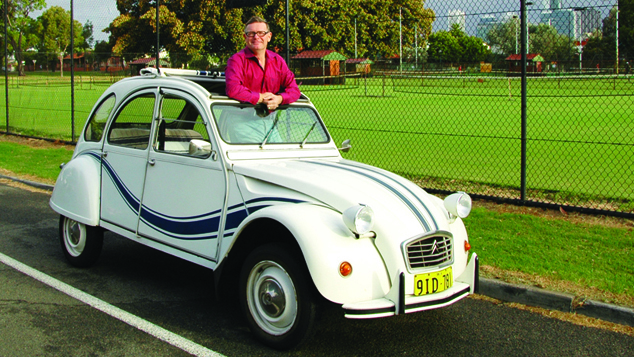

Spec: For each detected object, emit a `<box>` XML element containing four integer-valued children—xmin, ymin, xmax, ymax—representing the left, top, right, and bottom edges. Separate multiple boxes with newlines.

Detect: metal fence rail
<box><xmin>1</xmin><ymin>0</ymin><xmax>632</xmax><ymax>217</ymax></box>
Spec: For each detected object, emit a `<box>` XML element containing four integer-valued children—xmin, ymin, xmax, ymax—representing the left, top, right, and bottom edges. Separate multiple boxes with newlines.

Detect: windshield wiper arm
<box><xmin>260</xmin><ymin>111</ymin><xmax>282</xmax><ymax>149</ymax></box>
<box><xmin>300</xmin><ymin>122</ymin><xmax>317</xmax><ymax>148</ymax></box>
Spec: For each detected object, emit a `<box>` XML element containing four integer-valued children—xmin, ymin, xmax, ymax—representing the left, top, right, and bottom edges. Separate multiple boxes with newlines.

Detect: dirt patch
<box><xmin>474</xmin><ymin>198</ymin><xmax>634</xmax><ymax>230</ymax></box>
<box><xmin>0</xmin><ymin>133</ymin><xmax>74</xmax><ymax>149</ymax></box>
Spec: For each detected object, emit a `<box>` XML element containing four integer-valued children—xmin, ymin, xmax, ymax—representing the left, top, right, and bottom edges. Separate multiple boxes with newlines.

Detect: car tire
<box><xmin>239</xmin><ymin>243</ymin><xmax>318</xmax><ymax>350</ymax></box>
<box><xmin>59</xmin><ymin>215</ymin><xmax>104</xmax><ymax>268</ymax></box>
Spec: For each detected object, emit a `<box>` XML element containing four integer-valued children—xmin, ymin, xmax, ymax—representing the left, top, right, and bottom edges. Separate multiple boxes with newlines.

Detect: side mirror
<box><xmin>339</xmin><ymin>139</ymin><xmax>352</xmax><ymax>153</ymax></box>
<box><xmin>189</xmin><ymin>139</ymin><xmax>213</xmax><ymax>157</ymax></box>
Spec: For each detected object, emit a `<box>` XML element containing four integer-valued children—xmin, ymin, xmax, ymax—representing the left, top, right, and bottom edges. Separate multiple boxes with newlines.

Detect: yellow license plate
<box><xmin>414</xmin><ymin>267</ymin><xmax>453</xmax><ymax>296</ymax></box>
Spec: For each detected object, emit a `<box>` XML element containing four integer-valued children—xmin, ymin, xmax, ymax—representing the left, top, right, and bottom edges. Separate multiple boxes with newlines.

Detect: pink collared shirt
<box><xmin>225</xmin><ymin>47</ymin><xmax>301</xmax><ymax>105</ymax></box>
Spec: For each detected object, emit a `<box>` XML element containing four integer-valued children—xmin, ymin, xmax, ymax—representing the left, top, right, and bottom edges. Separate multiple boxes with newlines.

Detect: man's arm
<box><xmin>277</xmin><ymin>60</ymin><xmax>301</xmax><ymax>105</ymax></box>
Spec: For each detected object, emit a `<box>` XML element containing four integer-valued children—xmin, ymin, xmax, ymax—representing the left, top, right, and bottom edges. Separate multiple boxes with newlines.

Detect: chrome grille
<box><xmin>405</xmin><ymin>235</ymin><xmax>453</xmax><ymax>270</ymax></box>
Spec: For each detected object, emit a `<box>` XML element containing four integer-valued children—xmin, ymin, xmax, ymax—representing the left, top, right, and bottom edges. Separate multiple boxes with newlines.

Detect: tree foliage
<box><xmin>428</xmin><ymin>24</ymin><xmax>491</xmax><ymax>64</ymax></box>
<box><xmin>37</xmin><ymin>6</ymin><xmax>84</xmax><ymax>77</ymax></box>
<box><xmin>2</xmin><ymin>0</ymin><xmax>46</xmax><ymax>76</ymax></box>
<box><xmin>107</xmin><ymin>0</ymin><xmax>435</xmax><ymax>65</ymax></box>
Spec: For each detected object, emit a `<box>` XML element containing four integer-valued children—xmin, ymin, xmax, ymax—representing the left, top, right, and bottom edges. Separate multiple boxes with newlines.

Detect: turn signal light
<box><xmin>464</xmin><ymin>241</ymin><xmax>471</xmax><ymax>252</ymax></box>
<box><xmin>340</xmin><ymin>262</ymin><xmax>353</xmax><ymax>277</ymax></box>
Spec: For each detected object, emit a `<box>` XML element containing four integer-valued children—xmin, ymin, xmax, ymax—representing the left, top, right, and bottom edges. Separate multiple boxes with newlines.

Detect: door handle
<box><xmin>148</xmin><ymin>159</ymin><xmax>156</xmax><ymax>166</ymax></box>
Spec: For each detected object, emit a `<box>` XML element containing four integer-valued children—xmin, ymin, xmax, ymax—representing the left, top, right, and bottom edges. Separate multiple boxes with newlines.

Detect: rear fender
<box><xmin>230</xmin><ymin>203</ymin><xmax>392</xmax><ymax>304</ymax></box>
<box><xmin>49</xmin><ymin>152</ymin><xmax>101</xmax><ymax>226</ymax></box>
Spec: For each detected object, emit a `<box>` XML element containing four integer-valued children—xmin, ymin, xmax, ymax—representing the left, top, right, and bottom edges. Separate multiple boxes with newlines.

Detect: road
<box><xmin>1</xmin><ymin>181</ymin><xmax>633</xmax><ymax>356</ymax></box>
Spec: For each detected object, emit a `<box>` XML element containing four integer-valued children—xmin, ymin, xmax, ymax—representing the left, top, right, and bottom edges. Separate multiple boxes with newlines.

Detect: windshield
<box><xmin>212</xmin><ymin>104</ymin><xmax>330</xmax><ymax>145</ymax></box>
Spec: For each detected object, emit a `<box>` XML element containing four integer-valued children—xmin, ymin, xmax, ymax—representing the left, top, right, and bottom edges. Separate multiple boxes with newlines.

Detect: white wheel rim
<box><xmin>63</xmin><ymin>218</ymin><xmax>87</xmax><ymax>257</ymax></box>
<box><xmin>246</xmin><ymin>260</ymin><xmax>298</xmax><ymax>336</ymax></box>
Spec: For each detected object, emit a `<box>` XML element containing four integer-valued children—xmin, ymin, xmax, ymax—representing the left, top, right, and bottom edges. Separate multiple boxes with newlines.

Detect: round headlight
<box><xmin>444</xmin><ymin>192</ymin><xmax>472</xmax><ymax>219</ymax></box>
<box><xmin>342</xmin><ymin>204</ymin><xmax>375</xmax><ymax>235</ymax></box>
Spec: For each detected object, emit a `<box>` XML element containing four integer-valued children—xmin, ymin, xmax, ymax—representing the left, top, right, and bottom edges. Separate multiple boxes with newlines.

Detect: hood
<box><xmin>232</xmin><ymin>158</ymin><xmax>449</xmax><ymax>238</ymax></box>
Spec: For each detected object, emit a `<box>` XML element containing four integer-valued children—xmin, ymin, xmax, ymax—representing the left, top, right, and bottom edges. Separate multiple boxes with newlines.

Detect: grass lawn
<box><xmin>1</xmin><ymin>74</ymin><xmax>633</xmax><ymax>211</ymax></box>
<box><xmin>0</xmin><ymin>134</ymin><xmax>633</xmax><ymax>308</ymax></box>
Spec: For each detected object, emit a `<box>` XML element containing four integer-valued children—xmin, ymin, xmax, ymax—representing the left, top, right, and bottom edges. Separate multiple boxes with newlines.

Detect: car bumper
<box><xmin>342</xmin><ymin>253</ymin><xmax>479</xmax><ymax>319</ymax></box>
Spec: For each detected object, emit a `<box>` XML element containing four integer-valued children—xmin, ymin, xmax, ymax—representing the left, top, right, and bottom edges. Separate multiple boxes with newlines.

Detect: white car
<box><xmin>50</xmin><ymin>68</ymin><xmax>479</xmax><ymax>349</ymax></box>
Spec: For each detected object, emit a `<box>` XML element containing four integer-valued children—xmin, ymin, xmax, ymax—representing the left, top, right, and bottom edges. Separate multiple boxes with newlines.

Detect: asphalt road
<box><xmin>1</xmin><ymin>181</ymin><xmax>633</xmax><ymax>356</ymax></box>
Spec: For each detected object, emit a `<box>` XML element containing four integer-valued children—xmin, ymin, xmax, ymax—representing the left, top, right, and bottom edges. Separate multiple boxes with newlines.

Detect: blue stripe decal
<box><xmin>82</xmin><ymin>151</ymin><xmax>305</xmax><ymax>240</ymax></box>
<box><xmin>308</xmin><ymin>160</ymin><xmax>436</xmax><ymax>232</ymax></box>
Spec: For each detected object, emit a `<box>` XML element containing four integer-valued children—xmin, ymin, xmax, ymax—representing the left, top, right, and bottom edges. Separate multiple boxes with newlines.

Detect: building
<box><xmin>540</xmin><ymin>1</ymin><xmax>601</xmax><ymax>40</ymax></box>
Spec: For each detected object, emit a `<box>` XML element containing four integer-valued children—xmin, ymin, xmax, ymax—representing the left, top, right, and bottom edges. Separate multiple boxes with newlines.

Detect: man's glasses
<box><xmin>245</xmin><ymin>31</ymin><xmax>270</xmax><ymax>38</ymax></box>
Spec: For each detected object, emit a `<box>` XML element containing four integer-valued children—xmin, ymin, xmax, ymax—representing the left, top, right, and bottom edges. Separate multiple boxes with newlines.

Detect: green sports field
<box><xmin>1</xmin><ymin>74</ymin><xmax>632</xmax><ymax>211</ymax></box>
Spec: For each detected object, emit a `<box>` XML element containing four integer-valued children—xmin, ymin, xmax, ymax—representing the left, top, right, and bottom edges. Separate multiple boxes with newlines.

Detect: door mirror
<box><xmin>339</xmin><ymin>139</ymin><xmax>352</xmax><ymax>153</ymax></box>
<box><xmin>189</xmin><ymin>139</ymin><xmax>212</xmax><ymax>157</ymax></box>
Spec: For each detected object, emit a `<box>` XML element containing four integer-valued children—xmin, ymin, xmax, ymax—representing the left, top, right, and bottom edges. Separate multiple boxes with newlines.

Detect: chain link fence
<box><xmin>1</xmin><ymin>0</ymin><xmax>632</xmax><ymax>217</ymax></box>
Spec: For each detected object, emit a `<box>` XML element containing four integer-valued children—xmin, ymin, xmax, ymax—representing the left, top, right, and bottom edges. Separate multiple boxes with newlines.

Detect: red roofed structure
<box><xmin>291</xmin><ymin>50</ymin><xmax>347</xmax><ymax>84</ymax></box>
<box><xmin>505</xmin><ymin>53</ymin><xmax>544</xmax><ymax>73</ymax></box>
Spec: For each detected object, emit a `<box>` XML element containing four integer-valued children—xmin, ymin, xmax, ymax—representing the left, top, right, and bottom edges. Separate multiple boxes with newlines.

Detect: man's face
<box><xmin>244</xmin><ymin>22</ymin><xmax>271</xmax><ymax>53</ymax></box>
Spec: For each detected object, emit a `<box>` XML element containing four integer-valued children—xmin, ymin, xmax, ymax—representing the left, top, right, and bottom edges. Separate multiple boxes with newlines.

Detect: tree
<box><xmin>81</xmin><ymin>20</ymin><xmax>94</xmax><ymax>50</ymax></box>
<box><xmin>528</xmin><ymin>23</ymin><xmax>574</xmax><ymax>62</ymax></box>
<box><xmin>486</xmin><ymin>18</ymin><xmax>519</xmax><ymax>55</ymax></box>
<box><xmin>2</xmin><ymin>0</ymin><xmax>46</xmax><ymax>76</ymax></box>
<box><xmin>37</xmin><ymin>6</ymin><xmax>84</xmax><ymax>77</ymax></box>
<box><xmin>428</xmin><ymin>24</ymin><xmax>491</xmax><ymax>64</ymax></box>
<box><xmin>106</xmin><ymin>0</ymin><xmax>435</xmax><ymax>65</ymax></box>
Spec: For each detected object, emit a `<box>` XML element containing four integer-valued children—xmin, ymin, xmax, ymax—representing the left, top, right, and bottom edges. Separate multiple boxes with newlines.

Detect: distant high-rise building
<box><xmin>540</xmin><ymin>6</ymin><xmax>601</xmax><ymax>40</ymax></box>
<box><xmin>448</xmin><ymin>10</ymin><xmax>466</xmax><ymax>31</ymax></box>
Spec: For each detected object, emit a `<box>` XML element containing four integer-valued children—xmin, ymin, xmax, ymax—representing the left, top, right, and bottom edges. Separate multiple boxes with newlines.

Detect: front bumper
<box><xmin>342</xmin><ymin>253</ymin><xmax>479</xmax><ymax>319</ymax></box>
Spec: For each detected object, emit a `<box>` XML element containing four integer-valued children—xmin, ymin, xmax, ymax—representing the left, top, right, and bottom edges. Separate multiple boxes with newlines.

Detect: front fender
<box><xmin>234</xmin><ymin>203</ymin><xmax>392</xmax><ymax>304</ymax></box>
<box><xmin>49</xmin><ymin>152</ymin><xmax>101</xmax><ymax>226</ymax></box>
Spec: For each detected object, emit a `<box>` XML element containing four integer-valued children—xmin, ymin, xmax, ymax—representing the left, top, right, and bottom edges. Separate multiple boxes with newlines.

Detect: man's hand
<box><xmin>261</xmin><ymin>92</ymin><xmax>283</xmax><ymax>110</ymax></box>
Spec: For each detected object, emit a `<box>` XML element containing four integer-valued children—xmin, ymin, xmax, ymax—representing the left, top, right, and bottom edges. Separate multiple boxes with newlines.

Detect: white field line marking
<box><xmin>0</xmin><ymin>252</ymin><xmax>226</xmax><ymax>357</ymax></box>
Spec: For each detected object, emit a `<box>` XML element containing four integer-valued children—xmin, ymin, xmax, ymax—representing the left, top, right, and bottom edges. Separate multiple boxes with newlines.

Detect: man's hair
<box><xmin>245</xmin><ymin>16</ymin><xmax>269</xmax><ymax>32</ymax></box>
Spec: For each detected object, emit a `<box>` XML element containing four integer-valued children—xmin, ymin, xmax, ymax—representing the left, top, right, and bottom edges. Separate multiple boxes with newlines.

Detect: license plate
<box><xmin>414</xmin><ymin>267</ymin><xmax>453</xmax><ymax>296</ymax></box>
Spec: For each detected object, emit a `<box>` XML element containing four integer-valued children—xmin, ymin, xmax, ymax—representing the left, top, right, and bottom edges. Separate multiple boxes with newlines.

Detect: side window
<box><xmin>107</xmin><ymin>93</ymin><xmax>155</xmax><ymax>149</ymax></box>
<box><xmin>84</xmin><ymin>94</ymin><xmax>115</xmax><ymax>142</ymax></box>
<box><xmin>154</xmin><ymin>96</ymin><xmax>212</xmax><ymax>158</ymax></box>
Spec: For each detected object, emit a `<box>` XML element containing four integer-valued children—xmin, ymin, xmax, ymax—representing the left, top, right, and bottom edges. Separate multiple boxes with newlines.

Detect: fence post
<box><xmin>520</xmin><ymin>0</ymin><xmax>528</xmax><ymax>202</ymax></box>
<box><xmin>3</xmin><ymin>0</ymin><xmax>8</xmax><ymax>133</ymax></box>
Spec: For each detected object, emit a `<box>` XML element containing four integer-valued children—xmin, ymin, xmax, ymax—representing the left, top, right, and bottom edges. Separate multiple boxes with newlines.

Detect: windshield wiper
<box><xmin>260</xmin><ymin>110</ymin><xmax>282</xmax><ymax>149</ymax></box>
<box><xmin>300</xmin><ymin>122</ymin><xmax>317</xmax><ymax>148</ymax></box>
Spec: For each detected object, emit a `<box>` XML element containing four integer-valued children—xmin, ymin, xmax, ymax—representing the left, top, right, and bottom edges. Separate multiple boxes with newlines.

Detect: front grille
<box><xmin>405</xmin><ymin>235</ymin><xmax>453</xmax><ymax>270</ymax></box>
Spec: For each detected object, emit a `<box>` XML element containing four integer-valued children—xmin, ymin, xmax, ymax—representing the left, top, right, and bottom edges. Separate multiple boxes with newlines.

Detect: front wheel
<box><xmin>239</xmin><ymin>243</ymin><xmax>318</xmax><ymax>350</ymax></box>
<box><xmin>59</xmin><ymin>215</ymin><xmax>103</xmax><ymax>268</ymax></box>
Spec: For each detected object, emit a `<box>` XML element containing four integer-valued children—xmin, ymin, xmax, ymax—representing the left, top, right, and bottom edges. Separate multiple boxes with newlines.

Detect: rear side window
<box><xmin>84</xmin><ymin>95</ymin><xmax>115</xmax><ymax>142</ymax></box>
<box><xmin>107</xmin><ymin>94</ymin><xmax>155</xmax><ymax>149</ymax></box>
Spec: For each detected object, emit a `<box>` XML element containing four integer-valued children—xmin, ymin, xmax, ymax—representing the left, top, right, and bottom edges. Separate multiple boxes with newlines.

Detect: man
<box><xmin>225</xmin><ymin>16</ymin><xmax>300</xmax><ymax>111</ymax></box>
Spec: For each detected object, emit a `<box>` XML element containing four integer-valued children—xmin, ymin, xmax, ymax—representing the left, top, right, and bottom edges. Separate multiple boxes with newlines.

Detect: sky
<box><xmin>31</xmin><ymin>0</ymin><xmax>119</xmax><ymax>43</ymax></box>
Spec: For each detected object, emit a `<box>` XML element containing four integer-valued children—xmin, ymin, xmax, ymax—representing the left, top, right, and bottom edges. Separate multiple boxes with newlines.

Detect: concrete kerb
<box><xmin>480</xmin><ymin>278</ymin><xmax>634</xmax><ymax>327</ymax></box>
<box><xmin>2</xmin><ymin>174</ymin><xmax>633</xmax><ymax>328</ymax></box>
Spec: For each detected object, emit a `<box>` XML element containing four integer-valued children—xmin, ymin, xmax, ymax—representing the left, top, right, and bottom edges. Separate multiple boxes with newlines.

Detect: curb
<box><xmin>1</xmin><ymin>175</ymin><xmax>633</xmax><ymax>328</ymax></box>
<box><xmin>0</xmin><ymin>174</ymin><xmax>53</xmax><ymax>191</ymax></box>
<box><xmin>480</xmin><ymin>278</ymin><xmax>634</xmax><ymax>327</ymax></box>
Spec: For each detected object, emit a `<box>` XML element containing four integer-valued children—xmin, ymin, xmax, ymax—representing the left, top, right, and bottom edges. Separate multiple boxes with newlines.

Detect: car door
<box><xmin>137</xmin><ymin>89</ymin><xmax>226</xmax><ymax>260</ymax></box>
<box><xmin>101</xmin><ymin>89</ymin><xmax>157</xmax><ymax>232</ymax></box>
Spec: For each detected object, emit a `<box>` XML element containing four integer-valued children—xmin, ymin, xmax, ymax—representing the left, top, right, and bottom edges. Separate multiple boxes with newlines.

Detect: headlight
<box><xmin>342</xmin><ymin>204</ymin><xmax>375</xmax><ymax>235</ymax></box>
<box><xmin>444</xmin><ymin>192</ymin><xmax>472</xmax><ymax>219</ymax></box>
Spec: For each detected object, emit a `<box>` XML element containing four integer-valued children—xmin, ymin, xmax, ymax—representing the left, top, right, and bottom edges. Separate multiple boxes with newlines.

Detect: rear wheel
<box><xmin>59</xmin><ymin>215</ymin><xmax>103</xmax><ymax>267</ymax></box>
<box><xmin>239</xmin><ymin>243</ymin><xmax>318</xmax><ymax>350</ymax></box>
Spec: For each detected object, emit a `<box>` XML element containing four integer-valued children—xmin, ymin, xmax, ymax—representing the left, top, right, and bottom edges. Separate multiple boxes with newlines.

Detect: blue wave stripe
<box><xmin>80</xmin><ymin>152</ymin><xmax>306</xmax><ymax>240</ymax></box>
<box><xmin>308</xmin><ymin>160</ymin><xmax>433</xmax><ymax>232</ymax></box>
<box><xmin>339</xmin><ymin>161</ymin><xmax>439</xmax><ymax>230</ymax></box>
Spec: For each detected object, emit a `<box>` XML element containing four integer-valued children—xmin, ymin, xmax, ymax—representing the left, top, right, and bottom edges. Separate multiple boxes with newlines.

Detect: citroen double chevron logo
<box><xmin>431</xmin><ymin>240</ymin><xmax>438</xmax><ymax>255</ymax></box>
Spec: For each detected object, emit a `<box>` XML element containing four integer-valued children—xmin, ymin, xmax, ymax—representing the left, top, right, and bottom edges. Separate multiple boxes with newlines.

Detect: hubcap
<box><xmin>247</xmin><ymin>260</ymin><xmax>298</xmax><ymax>336</ymax></box>
<box><xmin>259</xmin><ymin>279</ymin><xmax>285</xmax><ymax>317</ymax></box>
<box><xmin>64</xmin><ymin>218</ymin><xmax>86</xmax><ymax>257</ymax></box>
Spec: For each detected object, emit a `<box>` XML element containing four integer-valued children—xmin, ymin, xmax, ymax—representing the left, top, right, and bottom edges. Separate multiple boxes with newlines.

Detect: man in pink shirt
<box><xmin>225</xmin><ymin>16</ymin><xmax>300</xmax><ymax>111</ymax></box>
